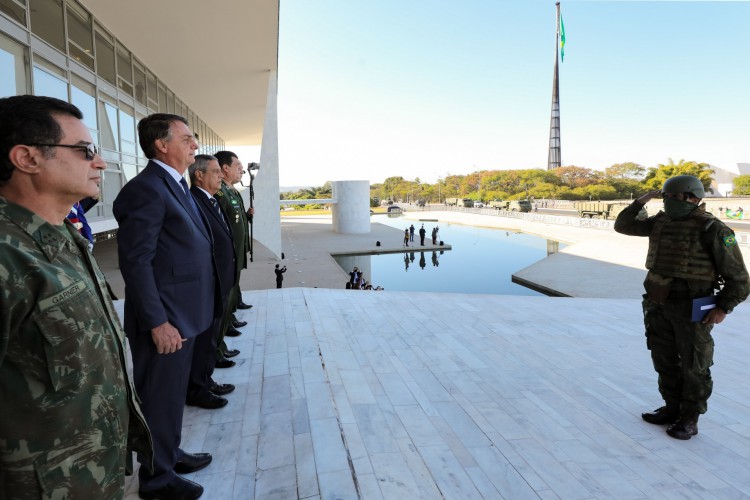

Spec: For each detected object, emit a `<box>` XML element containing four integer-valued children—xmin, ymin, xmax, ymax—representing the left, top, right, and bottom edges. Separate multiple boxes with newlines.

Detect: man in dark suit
<box><xmin>186</xmin><ymin>155</ymin><xmax>237</xmax><ymax>409</ymax></box>
<box><xmin>113</xmin><ymin>114</ymin><xmax>220</xmax><ymax>500</ymax></box>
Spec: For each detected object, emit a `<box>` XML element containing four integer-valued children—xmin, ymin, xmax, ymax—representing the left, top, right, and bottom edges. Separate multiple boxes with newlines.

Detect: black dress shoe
<box><xmin>667</xmin><ymin>416</ymin><xmax>699</xmax><ymax>440</ymax></box>
<box><xmin>232</xmin><ymin>319</ymin><xmax>248</xmax><ymax>328</ymax></box>
<box><xmin>140</xmin><ymin>475</ymin><xmax>204</xmax><ymax>499</ymax></box>
<box><xmin>173</xmin><ymin>452</ymin><xmax>212</xmax><ymax>474</ymax></box>
<box><xmin>211</xmin><ymin>383</ymin><xmax>235</xmax><ymax>395</ymax></box>
<box><xmin>186</xmin><ymin>392</ymin><xmax>228</xmax><ymax>409</ymax></box>
<box><xmin>237</xmin><ymin>301</ymin><xmax>253</xmax><ymax>310</ymax></box>
<box><xmin>642</xmin><ymin>406</ymin><xmax>679</xmax><ymax>425</ymax></box>
<box><xmin>215</xmin><ymin>357</ymin><xmax>236</xmax><ymax>369</ymax></box>
<box><xmin>225</xmin><ymin>327</ymin><xmax>242</xmax><ymax>337</ymax></box>
<box><xmin>224</xmin><ymin>349</ymin><xmax>240</xmax><ymax>358</ymax></box>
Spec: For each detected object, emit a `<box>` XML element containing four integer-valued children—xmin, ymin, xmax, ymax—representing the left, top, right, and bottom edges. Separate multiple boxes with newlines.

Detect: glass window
<box><xmin>33</xmin><ymin>65</ymin><xmax>67</xmax><ymax>100</ymax></box>
<box><xmin>70</xmin><ymin>75</ymin><xmax>98</xmax><ymax>144</ymax></box>
<box><xmin>116</xmin><ymin>45</ymin><xmax>132</xmax><ymax>95</ymax></box>
<box><xmin>133</xmin><ymin>62</ymin><xmax>146</xmax><ymax>105</ymax></box>
<box><xmin>119</xmin><ymin>104</ymin><xmax>136</xmax><ymax>156</ymax></box>
<box><xmin>157</xmin><ymin>85</ymin><xmax>166</xmax><ymax>113</ymax></box>
<box><xmin>100</xmin><ymin>166</ymin><xmax>122</xmax><ymax>217</ymax></box>
<box><xmin>0</xmin><ymin>32</ymin><xmax>29</xmax><ymax>97</ymax></box>
<box><xmin>135</xmin><ymin>111</ymin><xmax>146</xmax><ymax>157</ymax></box>
<box><xmin>66</xmin><ymin>1</ymin><xmax>93</xmax><ymax>70</ymax></box>
<box><xmin>95</xmin><ymin>31</ymin><xmax>115</xmax><ymax>85</ymax></box>
<box><xmin>122</xmin><ymin>162</ymin><xmax>137</xmax><ymax>181</ymax></box>
<box><xmin>166</xmin><ymin>90</ymin><xmax>174</xmax><ymax>114</ymax></box>
<box><xmin>146</xmin><ymin>70</ymin><xmax>156</xmax><ymax>104</ymax></box>
<box><xmin>0</xmin><ymin>0</ymin><xmax>27</xmax><ymax>26</ymax></box>
<box><xmin>99</xmin><ymin>99</ymin><xmax>119</xmax><ymax>151</ymax></box>
<box><xmin>29</xmin><ymin>0</ymin><xmax>64</xmax><ymax>52</ymax></box>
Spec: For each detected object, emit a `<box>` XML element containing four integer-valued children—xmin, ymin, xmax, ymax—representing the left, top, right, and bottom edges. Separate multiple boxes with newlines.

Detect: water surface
<box><xmin>333</xmin><ymin>216</ymin><xmax>564</xmax><ymax>295</ymax></box>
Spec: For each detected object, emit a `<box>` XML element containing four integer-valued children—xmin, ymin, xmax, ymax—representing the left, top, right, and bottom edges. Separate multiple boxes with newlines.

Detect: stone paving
<box><xmin>110</xmin><ymin>212</ymin><xmax>750</xmax><ymax>499</ymax></box>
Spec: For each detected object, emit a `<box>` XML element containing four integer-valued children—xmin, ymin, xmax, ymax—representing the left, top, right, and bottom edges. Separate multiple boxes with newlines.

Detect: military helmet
<box><xmin>662</xmin><ymin>175</ymin><xmax>705</xmax><ymax>199</ymax></box>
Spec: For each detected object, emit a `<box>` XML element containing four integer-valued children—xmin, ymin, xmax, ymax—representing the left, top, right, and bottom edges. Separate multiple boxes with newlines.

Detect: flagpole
<box><xmin>547</xmin><ymin>2</ymin><xmax>562</xmax><ymax>170</ymax></box>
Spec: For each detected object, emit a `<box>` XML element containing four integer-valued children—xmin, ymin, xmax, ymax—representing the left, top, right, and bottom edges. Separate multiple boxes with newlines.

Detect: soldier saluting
<box><xmin>615</xmin><ymin>175</ymin><xmax>750</xmax><ymax>440</ymax></box>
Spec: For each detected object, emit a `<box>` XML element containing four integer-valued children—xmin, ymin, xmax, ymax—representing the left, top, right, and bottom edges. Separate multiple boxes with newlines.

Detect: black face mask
<box><xmin>663</xmin><ymin>197</ymin><xmax>698</xmax><ymax>220</ymax></box>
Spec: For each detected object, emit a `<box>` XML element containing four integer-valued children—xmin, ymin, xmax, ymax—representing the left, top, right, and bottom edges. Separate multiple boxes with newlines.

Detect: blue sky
<box><xmin>267</xmin><ymin>1</ymin><xmax>749</xmax><ymax>187</ymax></box>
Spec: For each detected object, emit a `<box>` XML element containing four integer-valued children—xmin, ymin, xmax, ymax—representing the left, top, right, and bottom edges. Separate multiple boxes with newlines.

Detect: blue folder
<box><xmin>691</xmin><ymin>295</ymin><xmax>717</xmax><ymax>322</ymax></box>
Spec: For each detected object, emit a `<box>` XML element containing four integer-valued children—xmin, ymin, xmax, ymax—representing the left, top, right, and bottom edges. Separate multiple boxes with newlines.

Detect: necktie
<box><xmin>179</xmin><ymin>178</ymin><xmax>201</xmax><ymax>219</ymax></box>
<box><xmin>210</xmin><ymin>197</ymin><xmax>230</xmax><ymax>231</ymax></box>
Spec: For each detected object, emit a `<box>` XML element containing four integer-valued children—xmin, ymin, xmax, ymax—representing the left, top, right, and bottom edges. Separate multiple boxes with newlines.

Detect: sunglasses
<box><xmin>28</xmin><ymin>142</ymin><xmax>99</xmax><ymax>161</ymax></box>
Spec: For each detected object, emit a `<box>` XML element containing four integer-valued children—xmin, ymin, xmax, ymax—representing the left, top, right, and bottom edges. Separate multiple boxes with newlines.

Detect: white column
<box><xmin>331</xmin><ymin>180</ymin><xmax>370</xmax><ymax>234</ymax></box>
<box><xmin>240</xmin><ymin>69</ymin><xmax>282</xmax><ymax>258</ymax></box>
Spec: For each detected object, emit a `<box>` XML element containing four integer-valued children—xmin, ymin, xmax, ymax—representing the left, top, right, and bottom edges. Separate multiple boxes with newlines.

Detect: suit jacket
<box><xmin>190</xmin><ymin>186</ymin><xmax>236</xmax><ymax>300</ymax></box>
<box><xmin>113</xmin><ymin>161</ymin><xmax>219</xmax><ymax>339</ymax></box>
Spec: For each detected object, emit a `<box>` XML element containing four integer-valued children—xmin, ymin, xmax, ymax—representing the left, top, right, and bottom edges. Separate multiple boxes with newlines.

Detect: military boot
<box><xmin>642</xmin><ymin>406</ymin><xmax>679</xmax><ymax>425</ymax></box>
<box><xmin>666</xmin><ymin>415</ymin><xmax>699</xmax><ymax>440</ymax></box>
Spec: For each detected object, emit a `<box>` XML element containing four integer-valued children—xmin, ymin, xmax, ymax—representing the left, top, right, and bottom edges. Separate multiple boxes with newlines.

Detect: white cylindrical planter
<box><xmin>332</xmin><ymin>180</ymin><xmax>370</xmax><ymax>234</ymax></box>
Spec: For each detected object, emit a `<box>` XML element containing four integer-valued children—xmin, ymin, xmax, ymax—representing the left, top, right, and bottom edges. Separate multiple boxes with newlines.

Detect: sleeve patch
<box><xmin>723</xmin><ymin>235</ymin><xmax>737</xmax><ymax>247</ymax></box>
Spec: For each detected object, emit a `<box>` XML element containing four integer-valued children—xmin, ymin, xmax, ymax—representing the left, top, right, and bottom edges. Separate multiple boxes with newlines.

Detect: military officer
<box><xmin>213</xmin><ymin>150</ymin><xmax>253</xmax><ymax>365</ymax></box>
<box><xmin>0</xmin><ymin>95</ymin><xmax>152</xmax><ymax>498</ymax></box>
<box><xmin>615</xmin><ymin>174</ymin><xmax>750</xmax><ymax>440</ymax></box>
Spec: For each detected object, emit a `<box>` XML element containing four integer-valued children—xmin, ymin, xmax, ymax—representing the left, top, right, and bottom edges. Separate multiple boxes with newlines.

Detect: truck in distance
<box><xmin>488</xmin><ymin>200</ymin><xmax>532</xmax><ymax>212</ymax></box>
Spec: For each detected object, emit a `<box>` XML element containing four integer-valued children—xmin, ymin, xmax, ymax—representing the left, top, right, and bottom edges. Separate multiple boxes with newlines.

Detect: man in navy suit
<box><xmin>114</xmin><ymin>114</ymin><xmax>219</xmax><ymax>500</ymax></box>
<box><xmin>186</xmin><ymin>155</ymin><xmax>237</xmax><ymax>409</ymax></box>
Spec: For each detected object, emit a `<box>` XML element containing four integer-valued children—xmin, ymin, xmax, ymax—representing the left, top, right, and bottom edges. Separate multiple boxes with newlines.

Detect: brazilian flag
<box><xmin>560</xmin><ymin>15</ymin><xmax>566</xmax><ymax>62</ymax></box>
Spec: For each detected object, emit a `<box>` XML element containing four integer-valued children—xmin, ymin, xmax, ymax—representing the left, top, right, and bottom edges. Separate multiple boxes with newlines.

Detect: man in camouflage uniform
<box><xmin>615</xmin><ymin>174</ymin><xmax>750</xmax><ymax>440</ymax></box>
<box><xmin>213</xmin><ymin>151</ymin><xmax>253</xmax><ymax>365</ymax></box>
<box><xmin>0</xmin><ymin>95</ymin><xmax>152</xmax><ymax>498</ymax></box>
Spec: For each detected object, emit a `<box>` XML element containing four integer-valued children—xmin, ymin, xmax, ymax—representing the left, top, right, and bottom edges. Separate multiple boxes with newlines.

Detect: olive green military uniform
<box><xmin>615</xmin><ymin>201</ymin><xmax>750</xmax><ymax>417</ymax></box>
<box><xmin>214</xmin><ymin>181</ymin><xmax>251</xmax><ymax>354</ymax></box>
<box><xmin>0</xmin><ymin>198</ymin><xmax>153</xmax><ymax>499</ymax></box>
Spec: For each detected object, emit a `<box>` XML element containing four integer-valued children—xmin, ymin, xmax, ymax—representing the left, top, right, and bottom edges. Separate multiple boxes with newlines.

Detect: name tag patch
<box><xmin>38</xmin><ymin>281</ymin><xmax>88</xmax><ymax>311</ymax></box>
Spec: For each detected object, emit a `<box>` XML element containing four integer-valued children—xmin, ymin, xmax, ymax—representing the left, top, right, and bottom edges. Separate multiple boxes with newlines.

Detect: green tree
<box><xmin>553</xmin><ymin>166</ymin><xmax>602</xmax><ymax>188</ymax></box>
<box><xmin>604</xmin><ymin>162</ymin><xmax>645</xmax><ymax>180</ymax></box>
<box><xmin>643</xmin><ymin>158</ymin><xmax>714</xmax><ymax>194</ymax></box>
<box><xmin>733</xmin><ymin>175</ymin><xmax>750</xmax><ymax>196</ymax></box>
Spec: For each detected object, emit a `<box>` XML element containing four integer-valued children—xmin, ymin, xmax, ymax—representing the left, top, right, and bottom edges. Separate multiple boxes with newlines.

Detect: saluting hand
<box><xmin>151</xmin><ymin>321</ymin><xmax>187</xmax><ymax>354</ymax></box>
<box><xmin>637</xmin><ymin>190</ymin><xmax>661</xmax><ymax>205</ymax></box>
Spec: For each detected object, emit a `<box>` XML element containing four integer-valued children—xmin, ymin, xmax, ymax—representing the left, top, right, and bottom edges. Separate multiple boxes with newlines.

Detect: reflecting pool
<box><xmin>332</xmin><ymin>216</ymin><xmax>565</xmax><ymax>295</ymax></box>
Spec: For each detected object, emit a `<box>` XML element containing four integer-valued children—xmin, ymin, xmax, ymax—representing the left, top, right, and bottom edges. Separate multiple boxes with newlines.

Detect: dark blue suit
<box><xmin>113</xmin><ymin>160</ymin><xmax>219</xmax><ymax>491</ymax></box>
<box><xmin>187</xmin><ymin>186</ymin><xmax>236</xmax><ymax>400</ymax></box>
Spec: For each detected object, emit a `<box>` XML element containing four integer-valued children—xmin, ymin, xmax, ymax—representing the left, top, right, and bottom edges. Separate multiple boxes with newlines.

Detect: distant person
<box><xmin>431</xmin><ymin>227</ymin><xmax>438</xmax><ymax>245</ymax></box>
<box><xmin>419</xmin><ymin>224</ymin><xmax>426</xmax><ymax>246</ymax></box>
<box><xmin>432</xmin><ymin>250</ymin><xmax>439</xmax><ymax>267</ymax></box>
<box><xmin>419</xmin><ymin>252</ymin><xmax>426</xmax><ymax>269</ymax></box>
<box><xmin>0</xmin><ymin>95</ymin><xmax>151</xmax><ymax>498</ymax></box>
<box><xmin>275</xmin><ymin>264</ymin><xmax>287</xmax><ymax>288</ymax></box>
<box><xmin>615</xmin><ymin>175</ymin><xmax>750</xmax><ymax>441</ymax></box>
<box><xmin>409</xmin><ymin>224</ymin><xmax>415</xmax><ymax>242</ymax></box>
<box><xmin>404</xmin><ymin>252</ymin><xmax>410</xmax><ymax>271</ymax></box>
<box><xmin>404</xmin><ymin>228</ymin><xmax>409</xmax><ymax>247</ymax></box>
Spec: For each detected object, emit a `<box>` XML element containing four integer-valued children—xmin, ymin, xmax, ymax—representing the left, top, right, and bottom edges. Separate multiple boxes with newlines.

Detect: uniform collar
<box><xmin>0</xmin><ymin>197</ymin><xmax>83</xmax><ymax>261</ymax></box>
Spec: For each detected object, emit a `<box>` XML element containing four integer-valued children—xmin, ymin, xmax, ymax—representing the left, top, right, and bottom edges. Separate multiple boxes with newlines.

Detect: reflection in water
<box><xmin>332</xmin><ymin>220</ymin><xmax>565</xmax><ymax>295</ymax></box>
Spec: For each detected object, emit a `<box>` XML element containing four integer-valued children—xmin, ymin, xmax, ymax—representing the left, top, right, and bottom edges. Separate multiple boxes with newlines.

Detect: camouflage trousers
<box><xmin>642</xmin><ymin>296</ymin><xmax>714</xmax><ymax>416</ymax></box>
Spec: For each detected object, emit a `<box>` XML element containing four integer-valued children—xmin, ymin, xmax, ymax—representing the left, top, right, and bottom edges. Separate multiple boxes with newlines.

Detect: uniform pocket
<box><xmin>33</xmin><ymin>431</ymin><xmax>124</xmax><ymax>499</ymax></box>
<box><xmin>32</xmin><ymin>286</ymin><xmax>105</xmax><ymax>391</ymax></box>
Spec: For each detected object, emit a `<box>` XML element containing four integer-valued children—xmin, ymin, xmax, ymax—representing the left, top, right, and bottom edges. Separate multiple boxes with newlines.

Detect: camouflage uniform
<box><xmin>214</xmin><ymin>181</ymin><xmax>250</xmax><ymax>352</ymax></box>
<box><xmin>615</xmin><ymin>201</ymin><xmax>750</xmax><ymax>417</ymax></box>
<box><xmin>0</xmin><ymin>198</ymin><xmax>153</xmax><ymax>499</ymax></box>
